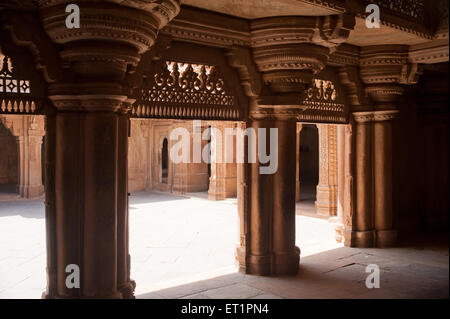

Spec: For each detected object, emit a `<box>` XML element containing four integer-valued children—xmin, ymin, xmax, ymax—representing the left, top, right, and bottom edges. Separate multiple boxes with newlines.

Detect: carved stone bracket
<box><xmin>250</xmin><ymin>14</ymin><xmax>355</xmax><ymax>95</ymax></box>
<box><xmin>360</xmin><ymin>45</ymin><xmax>423</xmax><ymax>85</ymax></box>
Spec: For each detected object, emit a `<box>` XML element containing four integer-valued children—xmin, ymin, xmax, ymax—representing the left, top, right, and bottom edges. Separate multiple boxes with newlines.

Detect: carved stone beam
<box><xmin>250</xmin><ymin>14</ymin><xmax>355</xmax><ymax>107</ymax></box>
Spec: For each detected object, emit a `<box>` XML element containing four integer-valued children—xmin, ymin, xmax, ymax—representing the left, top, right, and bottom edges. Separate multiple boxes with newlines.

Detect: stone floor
<box><xmin>0</xmin><ymin>191</ymin><xmax>448</xmax><ymax>299</ymax></box>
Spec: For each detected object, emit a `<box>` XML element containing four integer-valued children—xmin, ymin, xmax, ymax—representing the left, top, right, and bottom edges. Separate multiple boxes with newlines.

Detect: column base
<box><xmin>315</xmin><ymin>185</ymin><xmax>337</xmax><ymax>216</ymax></box>
<box><xmin>315</xmin><ymin>202</ymin><xmax>337</xmax><ymax>217</ymax></box>
<box><xmin>247</xmin><ymin>254</ymin><xmax>272</xmax><ymax>276</ymax></box>
<box><xmin>273</xmin><ymin>246</ymin><xmax>300</xmax><ymax>276</ymax></box>
<box><xmin>376</xmin><ymin>229</ymin><xmax>397</xmax><ymax>248</ymax></box>
<box><xmin>17</xmin><ymin>184</ymin><xmax>44</xmax><ymax>198</ymax></box>
<box><xmin>118</xmin><ymin>280</ymin><xmax>136</xmax><ymax>299</ymax></box>
<box><xmin>344</xmin><ymin>230</ymin><xmax>375</xmax><ymax>248</ymax></box>
<box><xmin>43</xmin><ymin>291</ymin><xmax>123</xmax><ymax>299</ymax></box>
<box><xmin>41</xmin><ymin>292</ymin><xmax>52</xmax><ymax>299</ymax></box>
<box><xmin>208</xmin><ymin>191</ymin><xmax>226</xmax><ymax>201</ymax></box>
<box><xmin>235</xmin><ymin>246</ymin><xmax>247</xmax><ymax>273</ymax></box>
<box><xmin>238</xmin><ymin>247</ymin><xmax>301</xmax><ymax>276</ymax></box>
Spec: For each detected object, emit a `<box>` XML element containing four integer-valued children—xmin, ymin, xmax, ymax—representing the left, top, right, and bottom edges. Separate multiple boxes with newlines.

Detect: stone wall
<box><xmin>393</xmin><ymin>65</ymin><xmax>449</xmax><ymax>235</ymax></box>
<box><xmin>0</xmin><ymin>115</ymin><xmax>44</xmax><ymax>198</ymax></box>
<box><xmin>128</xmin><ymin>119</ymin><xmax>150</xmax><ymax>193</ymax></box>
<box><xmin>128</xmin><ymin>119</ymin><xmax>236</xmax><ymax>196</ymax></box>
<box><xmin>0</xmin><ymin>118</ymin><xmax>18</xmax><ymax>184</ymax></box>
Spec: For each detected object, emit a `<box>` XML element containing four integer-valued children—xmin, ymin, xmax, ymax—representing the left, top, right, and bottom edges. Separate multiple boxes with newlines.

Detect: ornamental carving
<box><xmin>132</xmin><ymin>60</ymin><xmax>241</xmax><ymax>120</ymax></box>
<box><xmin>0</xmin><ymin>50</ymin><xmax>43</xmax><ymax>115</ymax></box>
<box><xmin>365</xmin><ymin>0</ymin><xmax>425</xmax><ymax>22</ymax></box>
<box><xmin>299</xmin><ymin>78</ymin><xmax>347</xmax><ymax>123</ymax></box>
<box><xmin>250</xmin><ymin>15</ymin><xmax>355</xmax><ymax>93</ymax></box>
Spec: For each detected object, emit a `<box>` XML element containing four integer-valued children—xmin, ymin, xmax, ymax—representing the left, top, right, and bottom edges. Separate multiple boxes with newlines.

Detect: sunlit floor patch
<box><xmin>0</xmin><ymin>191</ymin><xmax>343</xmax><ymax>298</ymax></box>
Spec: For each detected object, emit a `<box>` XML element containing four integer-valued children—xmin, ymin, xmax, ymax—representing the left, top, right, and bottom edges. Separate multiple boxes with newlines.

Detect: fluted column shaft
<box><xmin>271</xmin><ymin>118</ymin><xmax>299</xmax><ymax>275</ymax></box>
<box><xmin>358</xmin><ymin>45</ymin><xmax>420</xmax><ymax>248</ymax></box>
<box><xmin>373</xmin><ymin>112</ymin><xmax>398</xmax><ymax>247</ymax></box>
<box><xmin>295</xmin><ymin>123</ymin><xmax>302</xmax><ymax>202</ymax></box>
<box><xmin>247</xmin><ymin>117</ymin><xmax>273</xmax><ymax>275</ymax></box>
<box><xmin>353</xmin><ymin>115</ymin><xmax>375</xmax><ymax>247</ymax></box>
<box><xmin>334</xmin><ymin>124</ymin><xmax>345</xmax><ymax>242</ymax></box>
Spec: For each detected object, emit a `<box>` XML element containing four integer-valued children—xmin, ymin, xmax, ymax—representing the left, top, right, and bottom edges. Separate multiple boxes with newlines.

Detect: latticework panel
<box><xmin>0</xmin><ymin>51</ymin><xmax>45</xmax><ymax>115</ymax></box>
<box><xmin>132</xmin><ymin>61</ymin><xmax>242</xmax><ymax>120</ymax></box>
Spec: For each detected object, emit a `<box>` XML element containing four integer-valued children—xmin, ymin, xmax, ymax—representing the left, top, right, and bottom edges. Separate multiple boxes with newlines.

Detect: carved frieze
<box><xmin>132</xmin><ymin>60</ymin><xmax>241</xmax><ymax>120</ymax></box>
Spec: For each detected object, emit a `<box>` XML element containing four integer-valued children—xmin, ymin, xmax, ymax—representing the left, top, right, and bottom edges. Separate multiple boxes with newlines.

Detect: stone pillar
<box><xmin>48</xmin><ymin>96</ymin><xmax>127</xmax><ymax>299</ymax></box>
<box><xmin>366</xmin><ymin>84</ymin><xmax>403</xmax><ymax>247</ymax></box>
<box><xmin>271</xmin><ymin>118</ymin><xmax>299</xmax><ymax>275</ymax></box>
<box><xmin>32</xmin><ymin>0</ymin><xmax>180</xmax><ymax>298</ymax></box>
<box><xmin>315</xmin><ymin>124</ymin><xmax>338</xmax><ymax>216</ymax></box>
<box><xmin>342</xmin><ymin>123</ymin><xmax>355</xmax><ymax>247</ymax></box>
<box><xmin>245</xmin><ymin>115</ymin><xmax>300</xmax><ymax>275</ymax></box>
<box><xmin>334</xmin><ymin>124</ymin><xmax>345</xmax><ymax>242</ymax></box>
<box><xmin>359</xmin><ymin>45</ymin><xmax>420</xmax><ymax>247</ymax></box>
<box><xmin>351</xmin><ymin>113</ymin><xmax>375</xmax><ymax>247</ymax></box>
<box><xmin>236</xmin><ymin>121</ymin><xmax>249</xmax><ymax>273</ymax></box>
<box><xmin>208</xmin><ymin>121</ymin><xmax>237</xmax><ymax>200</ymax></box>
<box><xmin>373</xmin><ymin>111</ymin><xmax>398</xmax><ymax>247</ymax></box>
<box><xmin>350</xmin><ymin>108</ymin><xmax>400</xmax><ymax>248</ymax></box>
<box><xmin>246</xmin><ymin>117</ymin><xmax>273</xmax><ymax>275</ymax></box>
<box><xmin>295</xmin><ymin>123</ymin><xmax>302</xmax><ymax>202</ymax></box>
<box><xmin>171</xmin><ymin>120</ymin><xmax>209</xmax><ymax>194</ymax></box>
<box><xmin>230</xmin><ymin>14</ymin><xmax>354</xmax><ymax>275</ymax></box>
<box><xmin>117</xmin><ymin>104</ymin><xmax>135</xmax><ymax>298</ymax></box>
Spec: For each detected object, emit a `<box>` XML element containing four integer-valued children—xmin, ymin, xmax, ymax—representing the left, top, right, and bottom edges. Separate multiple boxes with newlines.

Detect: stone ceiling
<box><xmin>181</xmin><ymin>0</ymin><xmax>343</xmax><ymax>19</ymax></box>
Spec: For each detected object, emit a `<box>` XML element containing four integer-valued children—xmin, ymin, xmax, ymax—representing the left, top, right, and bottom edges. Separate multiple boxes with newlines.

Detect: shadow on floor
<box><xmin>137</xmin><ymin>235</ymin><xmax>449</xmax><ymax>299</ymax></box>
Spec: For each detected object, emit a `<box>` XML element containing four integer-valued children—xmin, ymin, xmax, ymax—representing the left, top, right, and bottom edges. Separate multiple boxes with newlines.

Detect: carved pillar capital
<box><xmin>250</xmin><ymin>14</ymin><xmax>355</xmax><ymax>95</ymax></box>
<box><xmin>38</xmin><ymin>0</ymin><xmax>180</xmax><ymax>53</ymax></box>
<box><xmin>36</xmin><ymin>0</ymin><xmax>181</xmax><ymax>107</ymax></box>
<box><xmin>360</xmin><ymin>45</ymin><xmax>422</xmax><ymax>110</ymax></box>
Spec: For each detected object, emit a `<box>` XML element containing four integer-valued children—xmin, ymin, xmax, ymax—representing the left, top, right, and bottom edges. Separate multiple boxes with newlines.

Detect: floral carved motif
<box><xmin>299</xmin><ymin>78</ymin><xmax>347</xmax><ymax>123</ymax></box>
